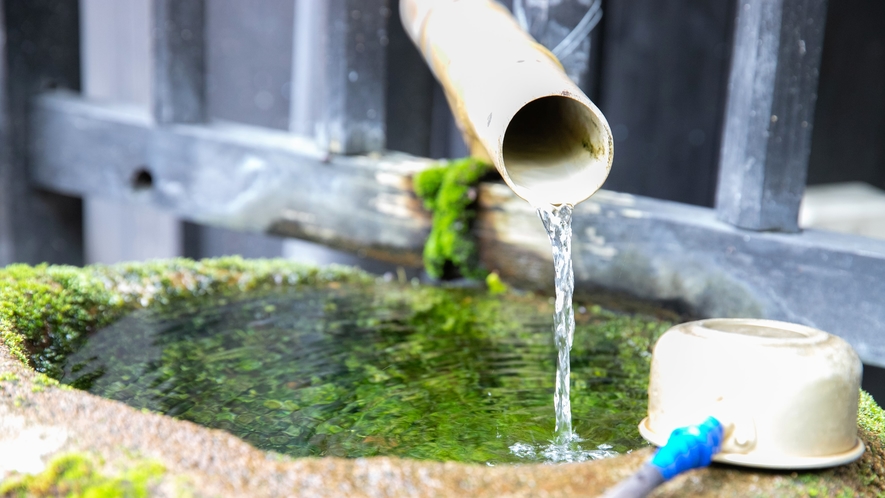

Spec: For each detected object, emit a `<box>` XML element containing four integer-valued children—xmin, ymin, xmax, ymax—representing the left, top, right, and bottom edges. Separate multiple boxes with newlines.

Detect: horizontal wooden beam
<box><xmin>29</xmin><ymin>91</ymin><xmax>885</xmax><ymax>367</ymax></box>
<box><xmin>29</xmin><ymin>92</ymin><xmax>431</xmax><ymax>266</ymax></box>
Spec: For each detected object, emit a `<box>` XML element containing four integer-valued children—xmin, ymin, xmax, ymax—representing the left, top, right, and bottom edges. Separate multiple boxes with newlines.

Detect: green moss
<box><xmin>34</xmin><ymin>373</ymin><xmax>60</xmax><ymax>386</ymax></box>
<box><xmin>30</xmin><ymin>373</ymin><xmax>62</xmax><ymax>393</ymax></box>
<box><xmin>784</xmin><ymin>473</ymin><xmax>860</xmax><ymax>498</ymax></box>
<box><xmin>56</xmin><ymin>276</ymin><xmax>673</xmax><ymax>463</ymax></box>
<box><xmin>485</xmin><ymin>272</ymin><xmax>508</xmax><ymax>295</ymax></box>
<box><xmin>860</xmin><ymin>390</ymin><xmax>885</xmax><ymax>443</ymax></box>
<box><xmin>0</xmin><ymin>453</ymin><xmax>164</xmax><ymax>497</ymax></box>
<box><xmin>413</xmin><ymin>158</ymin><xmax>493</xmax><ymax>280</ymax></box>
<box><xmin>0</xmin><ymin>257</ymin><xmax>372</xmax><ymax>378</ymax></box>
<box><xmin>0</xmin><ymin>372</ymin><xmax>18</xmax><ymax>382</ymax></box>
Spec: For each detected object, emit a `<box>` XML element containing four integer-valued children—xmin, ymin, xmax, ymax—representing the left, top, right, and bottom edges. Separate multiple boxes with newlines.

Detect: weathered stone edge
<box><xmin>0</xmin><ymin>258</ymin><xmax>882</xmax><ymax>497</ymax></box>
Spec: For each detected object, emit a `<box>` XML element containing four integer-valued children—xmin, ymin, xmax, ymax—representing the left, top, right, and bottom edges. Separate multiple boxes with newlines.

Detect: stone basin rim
<box><xmin>0</xmin><ymin>258</ymin><xmax>883</xmax><ymax>497</ymax></box>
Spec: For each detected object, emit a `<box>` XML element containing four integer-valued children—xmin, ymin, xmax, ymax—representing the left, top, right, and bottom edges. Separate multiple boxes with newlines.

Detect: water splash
<box><xmin>509</xmin><ymin>440</ymin><xmax>618</xmax><ymax>464</ymax></box>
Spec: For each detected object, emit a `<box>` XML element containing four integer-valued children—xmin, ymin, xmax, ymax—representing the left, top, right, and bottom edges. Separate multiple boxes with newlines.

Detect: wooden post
<box><xmin>153</xmin><ymin>0</ymin><xmax>206</xmax><ymax>124</ymax></box>
<box><xmin>0</xmin><ymin>0</ymin><xmax>11</xmax><ymax>265</ymax></box>
<box><xmin>715</xmin><ymin>0</ymin><xmax>828</xmax><ymax>232</ymax></box>
<box><xmin>0</xmin><ymin>0</ymin><xmax>83</xmax><ymax>265</ymax></box>
<box><xmin>292</xmin><ymin>0</ymin><xmax>389</xmax><ymax>155</ymax></box>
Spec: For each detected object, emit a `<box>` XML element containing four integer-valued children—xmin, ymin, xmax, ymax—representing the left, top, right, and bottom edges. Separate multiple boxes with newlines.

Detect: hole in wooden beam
<box><xmin>131</xmin><ymin>168</ymin><xmax>154</xmax><ymax>191</ymax></box>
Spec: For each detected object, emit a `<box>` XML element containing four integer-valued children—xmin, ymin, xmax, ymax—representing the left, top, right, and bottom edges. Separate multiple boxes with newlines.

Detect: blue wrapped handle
<box><xmin>650</xmin><ymin>416</ymin><xmax>724</xmax><ymax>480</ymax></box>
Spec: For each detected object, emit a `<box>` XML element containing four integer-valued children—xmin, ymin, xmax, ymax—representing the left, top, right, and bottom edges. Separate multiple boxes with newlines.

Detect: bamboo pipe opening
<box><xmin>502</xmin><ymin>95</ymin><xmax>611</xmax><ymax>207</ymax></box>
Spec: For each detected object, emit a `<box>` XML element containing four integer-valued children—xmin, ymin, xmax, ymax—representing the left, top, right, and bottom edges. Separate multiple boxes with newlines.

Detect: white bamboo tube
<box><xmin>401</xmin><ymin>0</ymin><xmax>614</xmax><ymax>207</ymax></box>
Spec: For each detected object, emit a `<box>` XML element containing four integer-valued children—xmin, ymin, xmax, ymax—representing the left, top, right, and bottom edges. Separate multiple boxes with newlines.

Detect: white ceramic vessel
<box><xmin>640</xmin><ymin>318</ymin><xmax>865</xmax><ymax>469</ymax></box>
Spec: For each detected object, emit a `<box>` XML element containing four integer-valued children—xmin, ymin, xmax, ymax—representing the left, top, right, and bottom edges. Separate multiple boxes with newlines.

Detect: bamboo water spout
<box><xmin>401</xmin><ymin>0</ymin><xmax>614</xmax><ymax>207</ymax></box>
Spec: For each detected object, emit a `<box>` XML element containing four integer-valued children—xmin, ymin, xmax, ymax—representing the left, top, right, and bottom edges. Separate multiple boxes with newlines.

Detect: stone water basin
<box><xmin>0</xmin><ymin>258</ymin><xmax>883</xmax><ymax>496</ymax></box>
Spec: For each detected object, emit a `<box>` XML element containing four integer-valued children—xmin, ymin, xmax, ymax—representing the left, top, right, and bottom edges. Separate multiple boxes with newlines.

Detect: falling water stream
<box><xmin>508</xmin><ymin>203</ymin><xmax>617</xmax><ymax>462</ymax></box>
<box><xmin>538</xmin><ymin>203</ymin><xmax>576</xmax><ymax>443</ymax></box>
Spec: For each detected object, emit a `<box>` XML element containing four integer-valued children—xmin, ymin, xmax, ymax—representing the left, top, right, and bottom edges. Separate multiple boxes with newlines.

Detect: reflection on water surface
<box><xmin>64</xmin><ymin>282</ymin><xmax>668</xmax><ymax>464</ymax></box>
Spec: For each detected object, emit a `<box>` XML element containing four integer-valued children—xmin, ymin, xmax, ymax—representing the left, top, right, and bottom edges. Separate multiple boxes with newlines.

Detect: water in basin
<box><xmin>61</xmin><ymin>280</ymin><xmax>669</xmax><ymax>465</ymax></box>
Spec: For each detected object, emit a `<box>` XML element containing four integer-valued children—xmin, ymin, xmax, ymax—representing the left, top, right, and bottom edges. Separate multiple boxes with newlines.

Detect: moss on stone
<box><xmin>2</xmin><ymin>257</ymin><xmax>885</xmax><ymax>495</ymax></box>
<box><xmin>413</xmin><ymin>158</ymin><xmax>493</xmax><ymax>280</ymax></box>
<box><xmin>860</xmin><ymin>390</ymin><xmax>885</xmax><ymax>444</ymax></box>
<box><xmin>0</xmin><ymin>452</ymin><xmax>164</xmax><ymax>497</ymax></box>
<box><xmin>54</xmin><ymin>272</ymin><xmax>675</xmax><ymax>463</ymax></box>
<box><xmin>851</xmin><ymin>390</ymin><xmax>885</xmax><ymax>495</ymax></box>
<box><xmin>0</xmin><ymin>257</ymin><xmax>372</xmax><ymax>378</ymax></box>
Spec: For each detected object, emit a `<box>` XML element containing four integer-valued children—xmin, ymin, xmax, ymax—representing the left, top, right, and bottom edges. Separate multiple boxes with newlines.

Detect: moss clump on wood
<box><xmin>485</xmin><ymin>272</ymin><xmax>509</xmax><ymax>295</ymax></box>
<box><xmin>413</xmin><ymin>158</ymin><xmax>493</xmax><ymax>280</ymax></box>
<box><xmin>0</xmin><ymin>453</ymin><xmax>164</xmax><ymax>498</ymax></box>
<box><xmin>0</xmin><ymin>257</ymin><xmax>371</xmax><ymax>378</ymax></box>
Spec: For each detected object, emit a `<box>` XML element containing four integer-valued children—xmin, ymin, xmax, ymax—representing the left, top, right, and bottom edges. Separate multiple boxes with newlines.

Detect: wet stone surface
<box><xmin>0</xmin><ymin>259</ymin><xmax>883</xmax><ymax>496</ymax></box>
